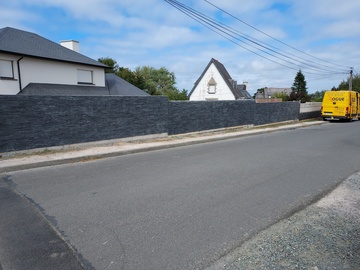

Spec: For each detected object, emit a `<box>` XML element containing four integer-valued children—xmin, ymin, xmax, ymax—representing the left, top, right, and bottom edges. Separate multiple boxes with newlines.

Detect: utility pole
<box><xmin>349</xmin><ymin>67</ymin><xmax>353</xmax><ymax>90</ymax></box>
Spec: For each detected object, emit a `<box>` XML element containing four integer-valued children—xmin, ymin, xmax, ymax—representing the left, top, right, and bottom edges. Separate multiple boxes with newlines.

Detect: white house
<box><xmin>188</xmin><ymin>58</ymin><xmax>252</xmax><ymax>101</ymax></box>
<box><xmin>0</xmin><ymin>27</ymin><xmax>148</xmax><ymax>96</ymax></box>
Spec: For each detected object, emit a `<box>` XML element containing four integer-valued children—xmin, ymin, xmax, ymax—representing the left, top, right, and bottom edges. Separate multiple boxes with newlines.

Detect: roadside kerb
<box><xmin>0</xmin><ymin>121</ymin><xmax>324</xmax><ymax>173</ymax></box>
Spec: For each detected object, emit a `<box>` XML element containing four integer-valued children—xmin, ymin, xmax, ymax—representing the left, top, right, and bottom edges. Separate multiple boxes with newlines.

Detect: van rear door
<box><xmin>322</xmin><ymin>91</ymin><xmax>349</xmax><ymax>119</ymax></box>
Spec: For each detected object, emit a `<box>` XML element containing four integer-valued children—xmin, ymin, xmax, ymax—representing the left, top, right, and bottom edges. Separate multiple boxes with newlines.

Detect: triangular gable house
<box><xmin>188</xmin><ymin>58</ymin><xmax>252</xmax><ymax>101</ymax></box>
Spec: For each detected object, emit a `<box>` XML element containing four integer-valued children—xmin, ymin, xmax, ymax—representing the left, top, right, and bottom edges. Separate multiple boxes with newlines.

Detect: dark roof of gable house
<box><xmin>234</xmin><ymin>84</ymin><xmax>253</xmax><ymax>99</ymax></box>
<box><xmin>238</xmin><ymin>85</ymin><xmax>253</xmax><ymax>99</ymax></box>
<box><xmin>18</xmin><ymin>73</ymin><xmax>150</xmax><ymax>96</ymax></box>
<box><xmin>0</xmin><ymin>27</ymin><xmax>106</xmax><ymax>68</ymax></box>
<box><xmin>188</xmin><ymin>58</ymin><xmax>252</xmax><ymax>99</ymax></box>
<box><xmin>105</xmin><ymin>73</ymin><xmax>149</xmax><ymax>96</ymax></box>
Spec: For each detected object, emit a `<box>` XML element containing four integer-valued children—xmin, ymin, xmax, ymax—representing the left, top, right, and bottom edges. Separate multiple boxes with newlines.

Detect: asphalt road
<box><xmin>1</xmin><ymin>121</ymin><xmax>360</xmax><ymax>270</ymax></box>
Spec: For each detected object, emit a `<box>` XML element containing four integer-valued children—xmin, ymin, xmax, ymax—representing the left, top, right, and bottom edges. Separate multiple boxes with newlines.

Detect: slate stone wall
<box><xmin>168</xmin><ymin>100</ymin><xmax>255</xmax><ymax>135</ymax></box>
<box><xmin>253</xmin><ymin>102</ymin><xmax>300</xmax><ymax>125</ymax></box>
<box><xmin>0</xmin><ymin>96</ymin><xmax>168</xmax><ymax>152</ymax></box>
<box><xmin>0</xmin><ymin>96</ymin><xmax>301</xmax><ymax>153</ymax></box>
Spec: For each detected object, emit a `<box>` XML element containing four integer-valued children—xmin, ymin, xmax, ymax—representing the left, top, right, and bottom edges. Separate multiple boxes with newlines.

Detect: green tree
<box><xmin>117</xmin><ymin>67</ymin><xmax>135</xmax><ymax>82</ymax></box>
<box><xmin>114</xmin><ymin>64</ymin><xmax>188</xmax><ymax>100</ymax></box>
<box><xmin>98</xmin><ymin>57</ymin><xmax>119</xmax><ymax>73</ymax></box>
<box><xmin>272</xmin><ymin>91</ymin><xmax>289</xmax><ymax>101</ymax></box>
<box><xmin>290</xmin><ymin>70</ymin><xmax>309</xmax><ymax>102</ymax></box>
<box><xmin>337</xmin><ymin>73</ymin><xmax>360</xmax><ymax>92</ymax></box>
<box><xmin>98</xmin><ymin>56</ymin><xmax>189</xmax><ymax>100</ymax></box>
<box><xmin>116</xmin><ymin>67</ymin><xmax>146</xmax><ymax>90</ymax></box>
<box><xmin>134</xmin><ymin>66</ymin><xmax>188</xmax><ymax>100</ymax></box>
<box><xmin>135</xmin><ymin>66</ymin><xmax>176</xmax><ymax>95</ymax></box>
<box><xmin>165</xmin><ymin>89</ymin><xmax>188</xmax><ymax>100</ymax></box>
<box><xmin>309</xmin><ymin>90</ymin><xmax>326</xmax><ymax>102</ymax></box>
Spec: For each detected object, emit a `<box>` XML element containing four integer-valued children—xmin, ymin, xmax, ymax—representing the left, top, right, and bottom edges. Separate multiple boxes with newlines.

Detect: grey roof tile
<box><xmin>19</xmin><ymin>84</ymin><xmax>110</xmax><ymax>96</ymax></box>
<box><xmin>105</xmin><ymin>73</ymin><xmax>149</xmax><ymax>96</ymax></box>
<box><xmin>0</xmin><ymin>27</ymin><xmax>106</xmax><ymax>68</ymax></box>
<box><xmin>19</xmin><ymin>74</ymin><xmax>149</xmax><ymax>96</ymax></box>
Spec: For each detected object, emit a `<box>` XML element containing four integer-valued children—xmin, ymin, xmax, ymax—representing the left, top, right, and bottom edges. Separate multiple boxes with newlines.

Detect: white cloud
<box><xmin>1</xmin><ymin>0</ymin><xmax>359</xmax><ymax>94</ymax></box>
<box><xmin>0</xmin><ymin>6</ymin><xmax>39</xmax><ymax>30</ymax></box>
<box><xmin>323</xmin><ymin>20</ymin><xmax>360</xmax><ymax>38</ymax></box>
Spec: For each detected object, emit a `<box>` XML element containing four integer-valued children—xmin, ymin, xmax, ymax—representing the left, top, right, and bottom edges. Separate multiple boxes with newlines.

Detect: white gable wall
<box><xmin>20</xmin><ymin>57</ymin><xmax>105</xmax><ymax>88</ymax></box>
<box><xmin>0</xmin><ymin>53</ymin><xmax>105</xmax><ymax>95</ymax></box>
<box><xmin>189</xmin><ymin>63</ymin><xmax>235</xmax><ymax>101</ymax></box>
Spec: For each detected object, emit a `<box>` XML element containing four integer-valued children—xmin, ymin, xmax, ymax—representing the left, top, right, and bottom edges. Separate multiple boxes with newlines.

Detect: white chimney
<box><xmin>243</xmin><ymin>81</ymin><xmax>248</xmax><ymax>90</ymax></box>
<box><xmin>60</xmin><ymin>40</ymin><xmax>79</xmax><ymax>52</ymax></box>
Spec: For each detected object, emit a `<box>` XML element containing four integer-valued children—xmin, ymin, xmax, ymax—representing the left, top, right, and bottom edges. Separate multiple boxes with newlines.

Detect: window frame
<box><xmin>207</xmin><ymin>76</ymin><xmax>217</xmax><ymax>94</ymax></box>
<box><xmin>0</xmin><ymin>59</ymin><xmax>14</xmax><ymax>79</ymax></box>
<box><xmin>208</xmin><ymin>84</ymin><xmax>216</xmax><ymax>94</ymax></box>
<box><xmin>77</xmin><ymin>69</ymin><xmax>93</xmax><ymax>85</ymax></box>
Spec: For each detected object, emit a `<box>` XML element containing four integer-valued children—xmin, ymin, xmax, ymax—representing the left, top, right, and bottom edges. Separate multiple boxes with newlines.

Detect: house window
<box><xmin>208</xmin><ymin>85</ymin><xmax>216</xmax><ymax>94</ymax></box>
<box><xmin>0</xmin><ymin>60</ymin><xmax>14</xmax><ymax>79</ymax></box>
<box><xmin>77</xmin><ymin>69</ymin><xmax>93</xmax><ymax>84</ymax></box>
<box><xmin>207</xmin><ymin>76</ymin><xmax>217</xmax><ymax>94</ymax></box>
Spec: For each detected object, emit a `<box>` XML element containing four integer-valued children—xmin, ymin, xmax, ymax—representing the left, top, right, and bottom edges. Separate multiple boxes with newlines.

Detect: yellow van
<box><xmin>321</xmin><ymin>90</ymin><xmax>360</xmax><ymax>121</ymax></box>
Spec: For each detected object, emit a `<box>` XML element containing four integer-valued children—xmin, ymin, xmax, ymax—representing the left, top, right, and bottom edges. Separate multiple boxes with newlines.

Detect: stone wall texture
<box><xmin>0</xmin><ymin>96</ymin><xmax>301</xmax><ymax>153</ymax></box>
<box><xmin>168</xmin><ymin>100</ymin><xmax>255</xmax><ymax>135</ymax></box>
<box><xmin>0</xmin><ymin>96</ymin><xmax>168</xmax><ymax>152</ymax></box>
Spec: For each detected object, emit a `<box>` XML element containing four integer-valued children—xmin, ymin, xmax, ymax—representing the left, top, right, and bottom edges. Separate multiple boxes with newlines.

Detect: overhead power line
<box><xmin>165</xmin><ymin>0</ymin><xmax>298</xmax><ymax>71</ymax></box>
<box><xmin>204</xmin><ymin>0</ymin><xmax>350</xmax><ymax>71</ymax></box>
<box><xmin>164</xmin><ymin>0</ymin><xmax>350</xmax><ymax>77</ymax></box>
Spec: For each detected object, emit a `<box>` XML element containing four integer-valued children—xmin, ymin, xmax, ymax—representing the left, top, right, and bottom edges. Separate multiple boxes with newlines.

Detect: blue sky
<box><xmin>2</xmin><ymin>0</ymin><xmax>360</xmax><ymax>95</ymax></box>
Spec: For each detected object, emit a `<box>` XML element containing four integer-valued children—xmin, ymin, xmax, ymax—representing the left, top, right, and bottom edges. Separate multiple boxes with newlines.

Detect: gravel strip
<box><xmin>207</xmin><ymin>173</ymin><xmax>360</xmax><ymax>270</ymax></box>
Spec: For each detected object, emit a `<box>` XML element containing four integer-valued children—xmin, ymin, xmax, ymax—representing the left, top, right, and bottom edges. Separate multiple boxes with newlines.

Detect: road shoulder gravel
<box><xmin>206</xmin><ymin>172</ymin><xmax>360</xmax><ymax>270</ymax></box>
